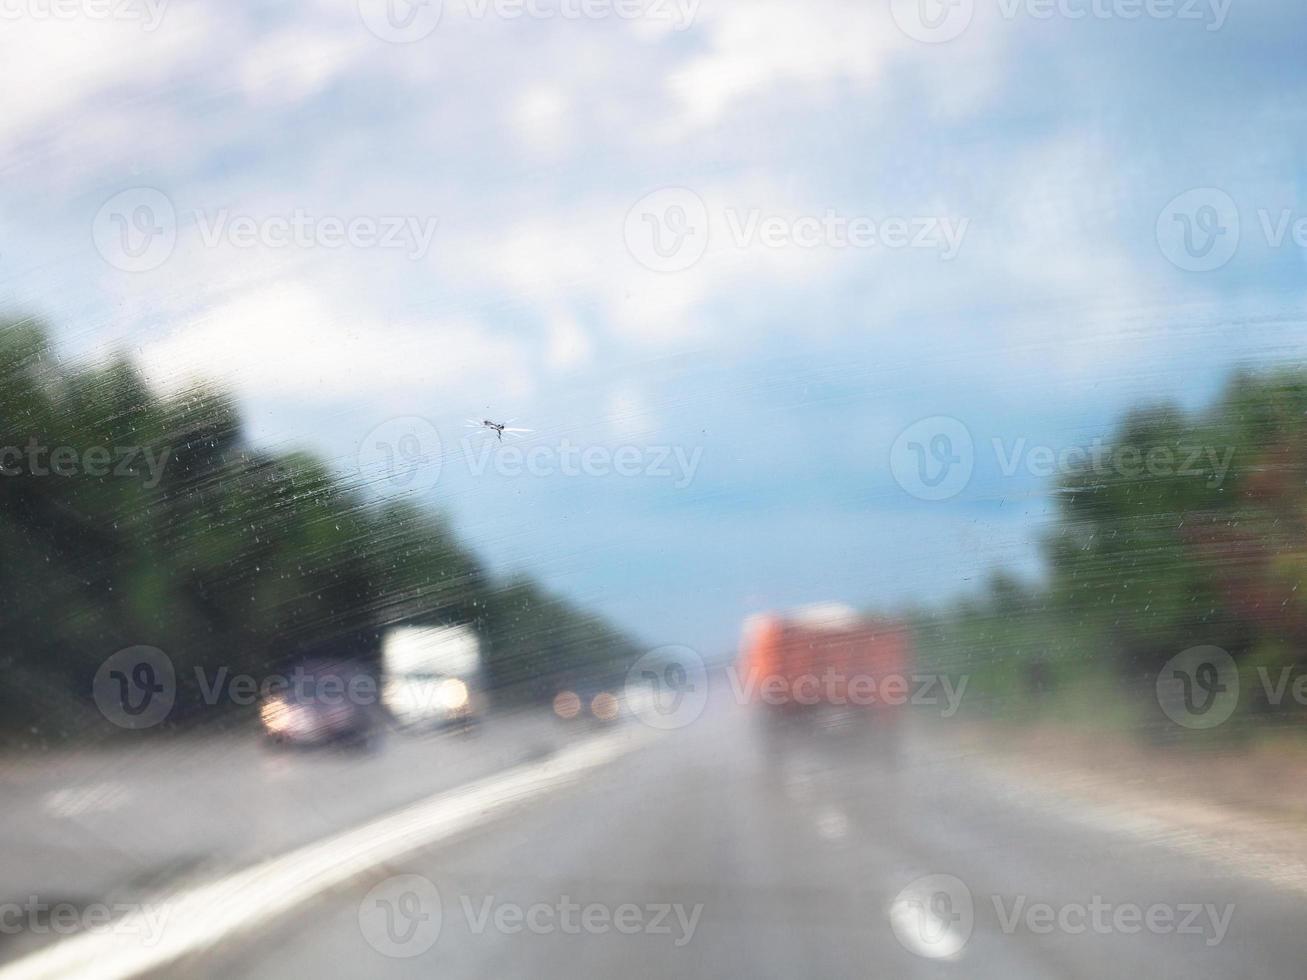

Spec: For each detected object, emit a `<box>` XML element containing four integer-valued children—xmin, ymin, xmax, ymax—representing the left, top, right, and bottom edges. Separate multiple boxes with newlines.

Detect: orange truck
<box><xmin>738</xmin><ymin>605</ymin><xmax>913</xmax><ymax>756</ymax></box>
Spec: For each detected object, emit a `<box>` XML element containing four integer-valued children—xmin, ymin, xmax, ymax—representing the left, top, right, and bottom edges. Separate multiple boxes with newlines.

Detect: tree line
<box><xmin>0</xmin><ymin>320</ymin><xmax>635</xmax><ymax>743</ymax></box>
<box><xmin>911</xmin><ymin>368</ymin><xmax>1307</xmax><ymax>737</ymax></box>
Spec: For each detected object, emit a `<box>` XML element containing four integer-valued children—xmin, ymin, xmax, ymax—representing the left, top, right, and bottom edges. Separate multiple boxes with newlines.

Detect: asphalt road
<box><xmin>0</xmin><ymin>708</ymin><xmax>565</xmax><ymax>966</ymax></box>
<box><xmin>144</xmin><ymin>695</ymin><xmax>1307</xmax><ymax>979</ymax></box>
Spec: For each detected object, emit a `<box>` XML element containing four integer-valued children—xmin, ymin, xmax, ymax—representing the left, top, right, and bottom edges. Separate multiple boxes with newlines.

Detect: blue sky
<box><xmin>2</xmin><ymin>0</ymin><xmax>1306</xmax><ymax>654</ymax></box>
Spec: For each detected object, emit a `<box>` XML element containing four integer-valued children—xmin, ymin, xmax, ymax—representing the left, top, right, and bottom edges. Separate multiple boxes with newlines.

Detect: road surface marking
<box><xmin>42</xmin><ymin>782</ymin><xmax>131</xmax><ymax>818</ymax></box>
<box><xmin>0</xmin><ymin>728</ymin><xmax>652</xmax><ymax>980</ymax></box>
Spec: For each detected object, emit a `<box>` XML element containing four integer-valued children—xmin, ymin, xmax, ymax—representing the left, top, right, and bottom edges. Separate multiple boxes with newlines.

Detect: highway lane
<box><xmin>176</xmin><ymin>693</ymin><xmax>1307</xmax><ymax>979</ymax></box>
<box><xmin>0</xmin><ymin>708</ymin><xmax>565</xmax><ymax>966</ymax></box>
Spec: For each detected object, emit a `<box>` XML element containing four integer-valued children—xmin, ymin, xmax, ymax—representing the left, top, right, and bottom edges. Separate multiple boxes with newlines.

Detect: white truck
<box><xmin>381</xmin><ymin>624</ymin><xmax>483</xmax><ymax>730</ymax></box>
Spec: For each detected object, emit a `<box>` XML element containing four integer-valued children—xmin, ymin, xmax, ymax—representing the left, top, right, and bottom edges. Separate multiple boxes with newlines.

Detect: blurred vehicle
<box><xmin>738</xmin><ymin>604</ymin><xmax>912</xmax><ymax>759</ymax></box>
<box><xmin>381</xmin><ymin>624</ymin><xmax>483</xmax><ymax>732</ymax></box>
<box><xmin>552</xmin><ymin>680</ymin><xmax>622</xmax><ymax>726</ymax></box>
<box><xmin>259</xmin><ymin>659</ymin><xmax>379</xmax><ymax>750</ymax></box>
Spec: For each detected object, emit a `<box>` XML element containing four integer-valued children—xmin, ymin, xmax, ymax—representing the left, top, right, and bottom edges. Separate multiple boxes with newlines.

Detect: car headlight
<box><xmin>260</xmin><ymin>697</ymin><xmax>291</xmax><ymax>734</ymax></box>
<box><xmin>438</xmin><ymin>677</ymin><xmax>469</xmax><ymax>711</ymax></box>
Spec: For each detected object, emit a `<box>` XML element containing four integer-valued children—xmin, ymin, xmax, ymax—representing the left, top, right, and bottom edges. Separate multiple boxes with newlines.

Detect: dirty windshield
<box><xmin>2</xmin><ymin>0</ymin><xmax>1306</xmax><ymax>978</ymax></box>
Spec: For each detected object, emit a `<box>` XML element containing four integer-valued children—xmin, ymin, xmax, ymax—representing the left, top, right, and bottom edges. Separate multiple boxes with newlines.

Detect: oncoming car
<box><xmin>258</xmin><ymin>659</ymin><xmax>380</xmax><ymax>749</ymax></box>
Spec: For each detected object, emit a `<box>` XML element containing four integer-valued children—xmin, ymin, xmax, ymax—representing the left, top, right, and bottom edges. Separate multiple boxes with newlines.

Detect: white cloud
<box><xmin>510</xmin><ymin>86</ymin><xmax>572</xmax><ymax>157</ymax></box>
<box><xmin>0</xmin><ymin>8</ymin><xmax>220</xmax><ymax>151</ymax></box>
<box><xmin>664</xmin><ymin>0</ymin><xmax>900</xmax><ymax>130</ymax></box>
<box><xmin>134</xmin><ymin>281</ymin><xmax>535</xmax><ymax>405</ymax></box>
<box><xmin>236</xmin><ymin>30</ymin><xmax>363</xmax><ymax>107</ymax></box>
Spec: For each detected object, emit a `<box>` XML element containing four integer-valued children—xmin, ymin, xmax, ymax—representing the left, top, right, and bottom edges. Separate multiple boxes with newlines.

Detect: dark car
<box><xmin>259</xmin><ymin>659</ymin><xmax>380</xmax><ymax>749</ymax></box>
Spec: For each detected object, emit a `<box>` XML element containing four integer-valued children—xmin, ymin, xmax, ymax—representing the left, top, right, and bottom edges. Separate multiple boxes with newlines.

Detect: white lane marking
<box><xmin>0</xmin><ymin>728</ymin><xmax>652</xmax><ymax>980</ymax></box>
<box><xmin>43</xmin><ymin>782</ymin><xmax>131</xmax><ymax>818</ymax></box>
<box><xmin>888</xmin><ymin>873</ymin><xmax>973</xmax><ymax>962</ymax></box>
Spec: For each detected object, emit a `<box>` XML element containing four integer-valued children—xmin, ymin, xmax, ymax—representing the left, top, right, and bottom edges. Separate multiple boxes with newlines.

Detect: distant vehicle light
<box><xmin>439</xmin><ymin>677</ymin><xmax>470</xmax><ymax>711</ymax></box>
<box><xmin>260</xmin><ymin>697</ymin><xmax>291</xmax><ymax>734</ymax></box>
<box><xmin>590</xmin><ymin>692</ymin><xmax>619</xmax><ymax>722</ymax></box>
<box><xmin>553</xmin><ymin>690</ymin><xmax>581</xmax><ymax>720</ymax></box>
